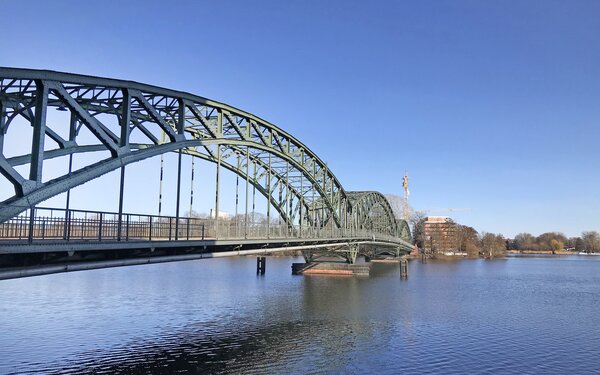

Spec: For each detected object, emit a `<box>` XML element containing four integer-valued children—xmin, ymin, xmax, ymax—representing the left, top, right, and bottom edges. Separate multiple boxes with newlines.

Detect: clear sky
<box><xmin>1</xmin><ymin>0</ymin><xmax>599</xmax><ymax>238</ymax></box>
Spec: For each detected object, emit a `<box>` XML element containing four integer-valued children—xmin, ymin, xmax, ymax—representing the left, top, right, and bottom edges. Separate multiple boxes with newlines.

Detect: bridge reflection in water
<box><xmin>0</xmin><ymin>68</ymin><xmax>412</xmax><ymax>278</ymax></box>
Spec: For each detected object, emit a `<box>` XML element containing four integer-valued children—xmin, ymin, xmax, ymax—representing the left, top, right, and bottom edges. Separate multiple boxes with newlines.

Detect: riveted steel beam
<box><xmin>0</xmin><ymin>68</ymin><xmax>408</xmax><ymax>245</ymax></box>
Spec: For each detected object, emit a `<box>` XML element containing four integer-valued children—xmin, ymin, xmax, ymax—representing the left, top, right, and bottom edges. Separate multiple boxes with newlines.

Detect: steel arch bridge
<box><xmin>0</xmin><ymin>68</ymin><xmax>411</xmax><ymax>277</ymax></box>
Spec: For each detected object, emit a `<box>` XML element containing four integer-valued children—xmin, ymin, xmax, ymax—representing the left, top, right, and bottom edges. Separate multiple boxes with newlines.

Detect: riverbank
<box><xmin>507</xmin><ymin>250</ymin><xmax>574</xmax><ymax>255</ymax></box>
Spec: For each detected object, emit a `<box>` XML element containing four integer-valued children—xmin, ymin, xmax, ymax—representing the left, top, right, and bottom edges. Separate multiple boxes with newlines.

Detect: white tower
<box><xmin>402</xmin><ymin>172</ymin><xmax>409</xmax><ymax>222</ymax></box>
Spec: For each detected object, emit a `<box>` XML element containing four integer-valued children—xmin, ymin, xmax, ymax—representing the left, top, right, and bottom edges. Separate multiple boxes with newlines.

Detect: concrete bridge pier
<box><xmin>291</xmin><ymin>243</ymin><xmax>371</xmax><ymax>276</ymax></box>
<box><xmin>291</xmin><ymin>261</ymin><xmax>370</xmax><ymax>276</ymax></box>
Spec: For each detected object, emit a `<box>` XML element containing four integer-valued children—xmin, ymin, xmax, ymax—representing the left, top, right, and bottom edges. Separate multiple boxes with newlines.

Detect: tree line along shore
<box><xmin>411</xmin><ymin>216</ymin><xmax>599</xmax><ymax>259</ymax></box>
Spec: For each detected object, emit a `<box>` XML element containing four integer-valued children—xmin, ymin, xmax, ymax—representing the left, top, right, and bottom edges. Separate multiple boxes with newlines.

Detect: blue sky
<box><xmin>1</xmin><ymin>0</ymin><xmax>599</xmax><ymax>237</ymax></box>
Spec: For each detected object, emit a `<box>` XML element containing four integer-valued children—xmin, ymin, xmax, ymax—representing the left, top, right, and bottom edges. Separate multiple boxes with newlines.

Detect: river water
<box><xmin>1</xmin><ymin>255</ymin><xmax>599</xmax><ymax>374</ymax></box>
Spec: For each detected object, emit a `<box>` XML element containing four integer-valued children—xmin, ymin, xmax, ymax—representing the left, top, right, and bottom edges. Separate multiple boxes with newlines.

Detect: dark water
<box><xmin>1</xmin><ymin>255</ymin><xmax>600</xmax><ymax>374</ymax></box>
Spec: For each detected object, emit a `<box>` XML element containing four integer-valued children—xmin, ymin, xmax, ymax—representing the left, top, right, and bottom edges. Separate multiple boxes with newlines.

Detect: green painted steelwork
<box><xmin>0</xmin><ymin>68</ymin><xmax>411</xmax><ymax>248</ymax></box>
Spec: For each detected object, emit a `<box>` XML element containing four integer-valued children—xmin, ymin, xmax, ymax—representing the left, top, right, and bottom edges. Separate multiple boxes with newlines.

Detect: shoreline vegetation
<box><xmin>258</xmin><ymin>248</ymin><xmax>597</xmax><ymax>262</ymax></box>
<box><xmin>507</xmin><ymin>249</ymin><xmax>573</xmax><ymax>255</ymax></box>
<box><xmin>406</xmin><ymin>249</ymin><xmax>593</xmax><ymax>262</ymax></box>
<box><xmin>186</xmin><ymin>209</ymin><xmax>600</xmax><ymax>260</ymax></box>
<box><xmin>410</xmin><ymin>213</ymin><xmax>600</xmax><ymax>260</ymax></box>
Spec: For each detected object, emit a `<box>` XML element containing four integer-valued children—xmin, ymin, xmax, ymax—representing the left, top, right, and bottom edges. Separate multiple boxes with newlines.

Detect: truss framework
<box><xmin>0</xmin><ymin>68</ymin><xmax>410</xmax><ymax>242</ymax></box>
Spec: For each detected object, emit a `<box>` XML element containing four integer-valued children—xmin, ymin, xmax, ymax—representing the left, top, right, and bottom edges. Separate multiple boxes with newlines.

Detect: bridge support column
<box><xmin>266</xmin><ymin>154</ymin><xmax>271</xmax><ymax>239</ymax></box>
<box><xmin>117</xmin><ymin>166</ymin><xmax>125</xmax><ymax>241</ymax></box>
<box><xmin>400</xmin><ymin>258</ymin><xmax>408</xmax><ymax>279</ymax></box>
<box><xmin>27</xmin><ymin>207</ymin><xmax>35</xmax><ymax>244</ymax></box>
<box><xmin>175</xmin><ymin>151</ymin><xmax>182</xmax><ymax>240</ymax></box>
<box><xmin>346</xmin><ymin>243</ymin><xmax>359</xmax><ymax>264</ymax></box>
<box><xmin>158</xmin><ymin>131</ymin><xmax>165</xmax><ymax>216</ymax></box>
<box><xmin>215</xmin><ymin>144</ymin><xmax>221</xmax><ymax>237</ymax></box>
<box><xmin>244</xmin><ymin>146</ymin><xmax>249</xmax><ymax>239</ymax></box>
<box><xmin>252</xmin><ymin>160</ymin><xmax>257</xmax><ymax>234</ymax></box>
<box><xmin>235</xmin><ymin>153</ymin><xmax>240</xmax><ymax>237</ymax></box>
<box><xmin>0</xmin><ymin>99</ymin><xmax>4</xmax><ymax>154</ymax></box>
<box><xmin>190</xmin><ymin>155</ymin><xmax>195</xmax><ymax>221</ymax></box>
<box><xmin>63</xmin><ymin>113</ymin><xmax>76</xmax><ymax>240</ymax></box>
<box><xmin>256</xmin><ymin>256</ymin><xmax>266</xmax><ymax>275</ymax></box>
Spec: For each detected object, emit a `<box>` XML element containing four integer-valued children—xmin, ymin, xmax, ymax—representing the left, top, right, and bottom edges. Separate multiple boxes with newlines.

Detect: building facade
<box><xmin>423</xmin><ymin>216</ymin><xmax>458</xmax><ymax>254</ymax></box>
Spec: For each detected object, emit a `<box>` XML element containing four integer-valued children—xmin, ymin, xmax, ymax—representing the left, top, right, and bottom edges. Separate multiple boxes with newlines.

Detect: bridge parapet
<box><xmin>0</xmin><ymin>206</ymin><xmax>411</xmax><ymax>250</ymax></box>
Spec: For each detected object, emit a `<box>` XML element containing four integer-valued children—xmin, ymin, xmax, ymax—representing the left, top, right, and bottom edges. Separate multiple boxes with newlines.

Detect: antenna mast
<box><xmin>402</xmin><ymin>171</ymin><xmax>409</xmax><ymax>222</ymax></box>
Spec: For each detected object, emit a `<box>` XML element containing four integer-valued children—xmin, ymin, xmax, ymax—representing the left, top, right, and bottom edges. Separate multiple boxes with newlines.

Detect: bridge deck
<box><xmin>0</xmin><ymin>207</ymin><xmax>412</xmax><ymax>280</ymax></box>
<box><xmin>0</xmin><ymin>236</ymin><xmax>408</xmax><ymax>253</ymax></box>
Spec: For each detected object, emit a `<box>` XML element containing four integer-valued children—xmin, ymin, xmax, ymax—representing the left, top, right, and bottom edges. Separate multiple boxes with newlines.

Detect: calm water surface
<box><xmin>1</xmin><ymin>255</ymin><xmax>600</xmax><ymax>374</ymax></box>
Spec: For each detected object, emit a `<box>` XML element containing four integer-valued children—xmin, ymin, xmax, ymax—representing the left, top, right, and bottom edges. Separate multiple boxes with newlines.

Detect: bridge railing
<box><xmin>0</xmin><ymin>207</ymin><xmax>404</xmax><ymax>245</ymax></box>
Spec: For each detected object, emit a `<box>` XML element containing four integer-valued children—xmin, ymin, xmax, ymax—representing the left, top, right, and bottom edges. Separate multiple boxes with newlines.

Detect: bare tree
<box><xmin>410</xmin><ymin>212</ymin><xmax>427</xmax><ymax>248</ymax></box>
<box><xmin>537</xmin><ymin>232</ymin><xmax>566</xmax><ymax>251</ymax></box>
<box><xmin>457</xmin><ymin>225</ymin><xmax>480</xmax><ymax>258</ymax></box>
<box><xmin>582</xmin><ymin>231</ymin><xmax>600</xmax><ymax>253</ymax></box>
<box><xmin>550</xmin><ymin>239</ymin><xmax>563</xmax><ymax>252</ymax></box>
<box><xmin>575</xmin><ymin>237</ymin><xmax>585</xmax><ymax>252</ymax></box>
<box><xmin>409</xmin><ymin>211</ymin><xmax>426</xmax><ymax>230</ymax></box>
<box><xmin>384</xmin><ymin>194</ymin><xmax>403</xmax><ymax>219</ymax></box>
<box><xmin>514</xmin><ymin>232</ymin><xmax>536</xmax><ymax>250</ymax></box>
<box><xmin>384</xmin><ymin>194</ymin><xmax>426</xmax><ymax>247</ymax></box>
<box><xmin>385</xmin><ymin>194</ymin><xmax>416</xmax><ymax>222</ymax></box>
<box><xmin>479</xmin><ymin>232</ymin><xmax>506</xmax><ymax>258</ymax></box>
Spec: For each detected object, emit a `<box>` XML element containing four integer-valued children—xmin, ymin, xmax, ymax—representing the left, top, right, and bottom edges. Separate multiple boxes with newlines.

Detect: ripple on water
<box><xmin>1</xmin><ymin>257</ymin><xmax>600</xmax><ymax>374</ymax></box>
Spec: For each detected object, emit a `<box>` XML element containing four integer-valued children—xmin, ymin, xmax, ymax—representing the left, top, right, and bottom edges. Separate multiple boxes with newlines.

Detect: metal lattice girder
<box><xmin>0</xmin><ymin>68</ymin><xmax>408</xmax><ymax>244</ymax></box>
<box><xmin>347</xmin><ymin>191</ymin><xmax>411</xmax><ymax>241</ymax></box>
<box><xmin>0</xmin><ymin>68</ymin><xmax>345</xmax><ymax>226</ymax></box>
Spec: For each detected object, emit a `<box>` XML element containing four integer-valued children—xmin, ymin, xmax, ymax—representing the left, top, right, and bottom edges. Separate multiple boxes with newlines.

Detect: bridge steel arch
<box><xmin>348</xmin><ymin>191</ymin><xmax>411</xmax><ymax>241</ymax></box>
<box><xmin>0</xmin><ymin>68</ymin><xmax>410</xmax><ymax>244</ymax></box>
